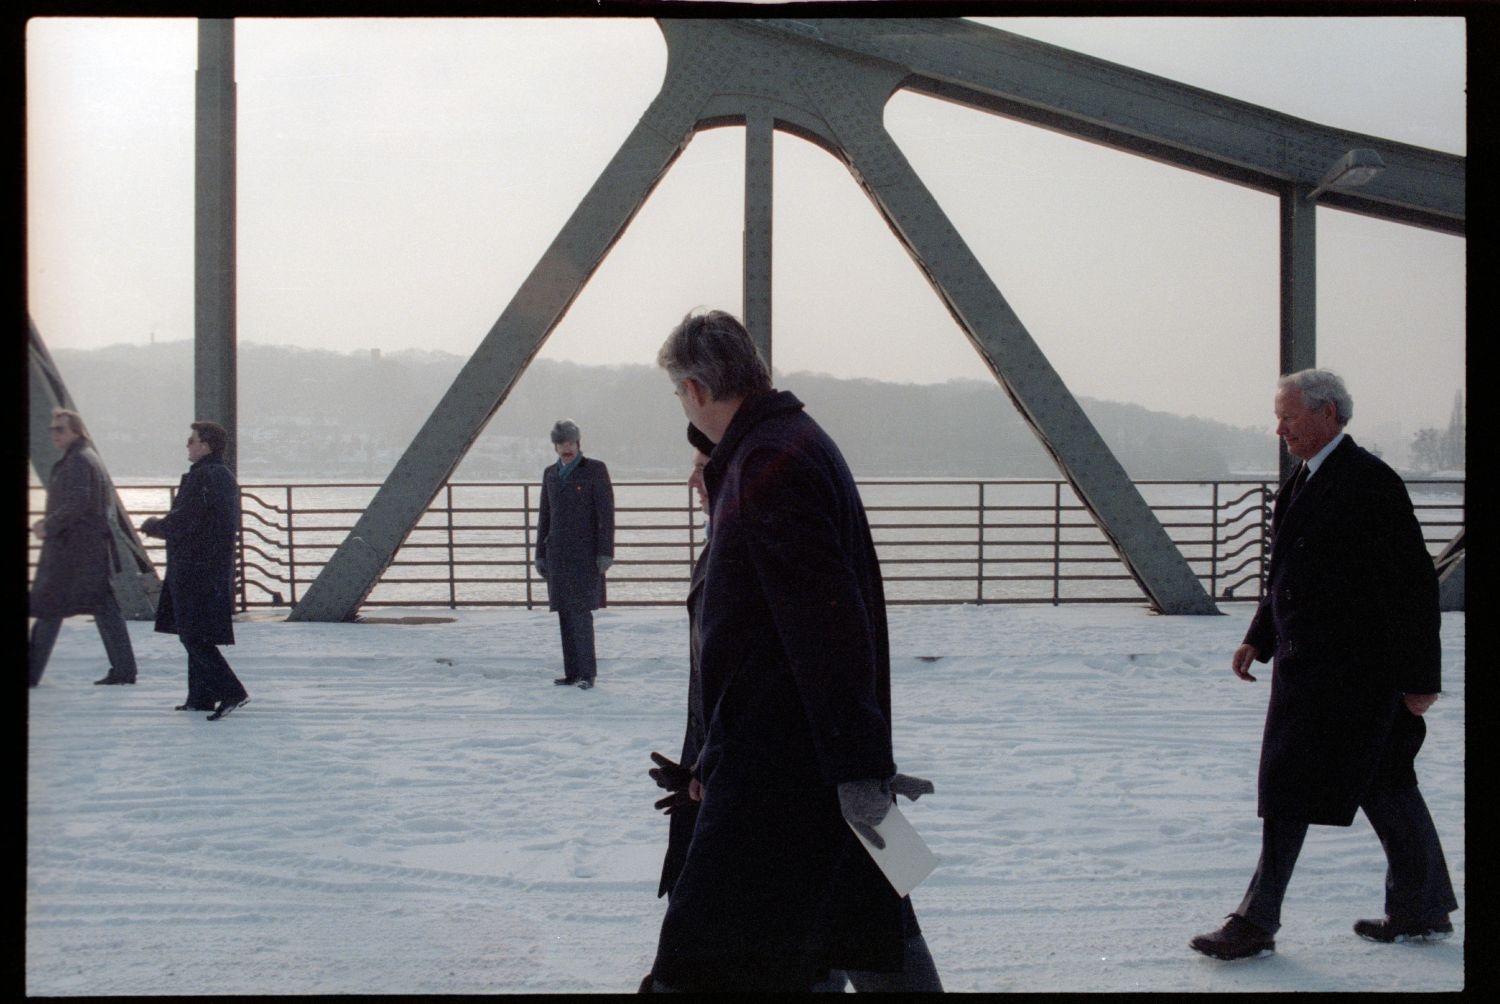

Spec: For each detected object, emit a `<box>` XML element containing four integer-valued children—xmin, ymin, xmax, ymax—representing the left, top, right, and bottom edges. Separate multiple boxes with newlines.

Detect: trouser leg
<box><xmin>180</xmin><ymin>636</ymin><xmax>246</xmax><ymax>704</ymax></box>
<box><xmin>180</xmin><ymin>637</ymin><xmax>210</xmax><ymax>707</ymax></box>
<box><xmin>844</xmin><ymin>932</ymin><xmax>945</xmax><ymax>992</ymax></box>
<box><xmin>559</xmin><ymin>607</ymin><xmax>596</xmax><ymax>683</ymax></box>
<box><xmin>93</xmin><ymin>591</ymin><xmax>138</xmax><ymax>681</ymax></box>
<box><xmin>1360</xmin><ymin>786</ymin><xmax>1458</xmax><ymax>925</ymax></box>
<box><xmin>557</xmin><ymin>610</ymin><xmax>578</xmax><ymax>681</ymax></box>
<box><xmin>1235</xmin><ymin>816</ymin><xmax>1310</xmax><ymax>934</ymax></box>
<box><xmin>29</xmin><ymin>617</ymin><xmax>63</xmax><ymax>686</ymax></box>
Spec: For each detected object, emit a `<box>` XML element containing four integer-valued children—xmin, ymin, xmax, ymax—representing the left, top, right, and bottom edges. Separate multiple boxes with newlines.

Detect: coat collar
<box><xmin>1272</xmin><ymin>434</ymin><xmax>1360</xmax><ymax>544</ymax></box>
<box><xmin>1303</xmin><ymin>430</ymin><xmax>1347</xmax><ymax>477</ymax></box>
<box><xmin>50</xmin><ymin>438</ymin><xmax>89</xmax><ymax>477</ymax></box>
<box><xmin>705</xmin><ymin>390</ymin><xmax>803</xmax><ymax>482</ymax></box>
<box><xmin>703</xmin><ymin>390</ymin><xmax>804</xmax><ymax>501</ymax></box>
<box><xmin>552</xmin><ymin>454</ymin><xmax>593</xmax><ymax>473</ymax></box>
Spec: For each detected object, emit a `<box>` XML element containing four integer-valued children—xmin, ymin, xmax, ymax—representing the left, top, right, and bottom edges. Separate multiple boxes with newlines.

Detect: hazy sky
<box><xmin>25</xmin><ymin>16</ymin><xmax>1465</xmax><ymax>444</ymax></box>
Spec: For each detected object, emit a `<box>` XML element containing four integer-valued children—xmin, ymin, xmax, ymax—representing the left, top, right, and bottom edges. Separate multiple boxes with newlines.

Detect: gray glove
<box><xmin>839</xmin><ymin>773</ymin><xmax>936</xmax><ymax>850</ymax></box>
<box><xmin>890</xmin><ymin>772</ymin><xmax>935</xmax><ymax>802</ymax></box>
<box><xmin>838</xmin><ymin>778</ymin><xmax>893</xmax><ymax>849</ymax></box>
<box><xmin>597</xmin><ymin>555</ymin><xmax>614</xmax><ymax>573</ymax></box>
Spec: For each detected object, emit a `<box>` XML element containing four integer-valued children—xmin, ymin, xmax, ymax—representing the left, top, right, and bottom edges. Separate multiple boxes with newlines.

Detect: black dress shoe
<box><xmin>207</xmin><ymin>695</ymin><xmax>250</xmax><ymax>721</ymax></box>
<box><xmin>1190</xmin><ymin>915</ymin><xmax>1275</xmax><ymax>960</ymax></box>
<box><xmin>577</xmin><ymin>679</ymin><xmax>594</xmax><ymax>690</ymax></box>
<box><xmin>1354</xmin><ymin>917</ymin><xmax>1453</xmax><ymax>942</ymax></box>
<box><xmin>94</xmin><ymin>674</ymin><xmax>136</xmax><ymax>685</ymax></box>
<box><xmin>554</xmin><ymin>677</ymin><xmax>578</xmax><ymax>686</ymax></box>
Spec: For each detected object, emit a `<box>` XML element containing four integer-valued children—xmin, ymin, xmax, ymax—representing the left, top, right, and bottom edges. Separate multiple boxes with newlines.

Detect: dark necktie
<box><xmin>1288</xmin><ymin>464</ymin><xmax>1310</xmax><ymax>502</ymax></box>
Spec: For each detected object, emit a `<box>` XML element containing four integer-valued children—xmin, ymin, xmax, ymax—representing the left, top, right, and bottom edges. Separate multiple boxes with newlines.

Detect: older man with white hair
<box><xmin>1190</xmin><ymin>368</ymin><xmax>1458</xmax><ymax>961</ymax></box>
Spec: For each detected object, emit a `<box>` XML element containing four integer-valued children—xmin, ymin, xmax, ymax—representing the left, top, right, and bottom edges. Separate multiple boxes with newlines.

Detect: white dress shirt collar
<box><xmin>1304</xmin><ymin>430</ymin><xmax>1346</xmax><ymax>478</ymax></box>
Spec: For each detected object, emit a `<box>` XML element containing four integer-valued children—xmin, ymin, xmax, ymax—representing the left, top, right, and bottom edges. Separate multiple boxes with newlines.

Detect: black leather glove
<box><xmin>649</xmin><ymin>752</ymin><xmax>696</xmax><ymax>815</ymax></box>
<box><xmin>649</xmin><ymin>751</ymin><xmax>692</xmax><ymax>791</ymax></box>
<box><xmin>654</xmin><ymin>790</ymin><xmax>696</xmax><ymax>815</ymax></box>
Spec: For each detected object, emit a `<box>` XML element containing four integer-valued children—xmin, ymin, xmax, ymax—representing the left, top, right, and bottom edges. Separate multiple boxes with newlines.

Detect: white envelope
<box><xmin>846</xmin><ymin>804</ymin><xmax>938</xmax><ymax>897</ymax></box>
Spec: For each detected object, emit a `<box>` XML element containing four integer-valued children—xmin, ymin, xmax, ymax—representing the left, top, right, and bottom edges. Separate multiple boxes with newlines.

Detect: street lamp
<box><xmin>1306</xmin><ymin>148</ymin><xmax>1386</xmax><ymax>201</ymax></box>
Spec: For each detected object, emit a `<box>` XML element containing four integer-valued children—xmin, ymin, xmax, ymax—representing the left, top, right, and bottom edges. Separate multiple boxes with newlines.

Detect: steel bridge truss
<box><xmin>136</xmin><ymin>18</ymin><xmax>1462</xmax><ymax>620</ymax></box>
<box><xmin>292</xmin><ymin>17</ymin><xmax>1464</xmax><ymax>618</ymax></box>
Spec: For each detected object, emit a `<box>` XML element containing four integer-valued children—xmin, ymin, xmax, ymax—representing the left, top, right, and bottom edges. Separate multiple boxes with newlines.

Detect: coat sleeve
<box><xmin>594</xmin><ymin>463</ymin><xmax>615</xmax><ymax>558</ymax></box>
<box><xmin>155</xmin><ymin>466</ymin><xmax>235</xmax><ymax>546</ymax></box>
<box><xmin>44</xmin><ymin>454</ymin><xmax>95</xmax><ymax>535</ymax></box>
<box><xmin>1241</xmin><ymin>483</ymin><xmax>1284</xmax><ymax>660</ymax></box>
<box><xmin>1362</xmin><ymin>467</ymin><xmax>1442</xmax><ymax>693</ymax></box>
<box><xmin>737</xmin><ymin>446</ymin><xmax>894</xmax><ymax>787</ymax></box>
<box><xmin>1243</xmin><ymin>595</ymin><xmax>1276</xmax><ymax>662</ymax></box>
<box><xmin>536</xmin><ymin>471</ymin><xmax>552</xmax><ymax>564</ymax></box>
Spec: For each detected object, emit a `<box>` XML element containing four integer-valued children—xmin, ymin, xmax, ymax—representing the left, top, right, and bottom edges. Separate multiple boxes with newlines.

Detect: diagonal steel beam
<box><xmin>758</xmin><ymin>25</ymin><xmax>1217</xmax><ymax>614</ymax></box>
<box><xmin>28</xmin><ymin>321</ymin><xmax>162</xmax><ymax>619</ymax></box>
<box><xmin>289</xmin><ymin>32</ymin><xmax>728</xmax><ymax>621</ymax></box>
<box><xmin>295</xmin><ymin>17</ymin><xmax>1461</xmax><ymax>619</ymax></box>
<box><xmin>1434</xmin><ymin>528</ymin><xmax>1463</xmax><ymax>612</ymax></box>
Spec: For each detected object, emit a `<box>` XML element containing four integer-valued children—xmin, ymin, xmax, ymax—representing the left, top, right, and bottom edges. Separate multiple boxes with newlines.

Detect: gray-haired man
<box><xmin>645</xmin><ymin>310</ymin><xmax>939</xmax><ymax>992</ymax></box>
<box><xmin>1190</xmin><ymin>369</ymin><xmax>1457</xmax><ymax>960</ymax></box>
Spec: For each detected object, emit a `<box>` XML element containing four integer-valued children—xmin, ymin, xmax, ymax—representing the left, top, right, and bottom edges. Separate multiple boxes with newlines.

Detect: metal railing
<box><xmin>27</xmin><ymin>477</ymin><xmax>1465</xmax><ymax>611</ymax></box>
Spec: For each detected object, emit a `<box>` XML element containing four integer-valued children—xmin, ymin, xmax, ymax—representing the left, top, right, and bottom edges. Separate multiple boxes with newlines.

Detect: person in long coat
<box><xmin>1190</xmin><ymin>369</ymin><xmax>1458</xmax><ymax>961</ymax></box>
<box><xmin>536</xmin><ymin>419</ymin><xmax>614</xmax><ymax>690</ymax></box>
<box><xmin>645</xmin><ymin>310</ymin><xmax>940</xmax><ymax>993</ymax></box>
<box><xmin>649</xmin><ymin>425</ymin><xmax>715</xmax><ymax>901</ymax></box>
<box><xmin>29</xmin><ymin>408</ymin><xmax>138</xmax><ymax>687</ymax></box>
<box><xmin>141</xmin><ymin>421</ymin><xmax>249</xmax><ymax>720</ymax></box>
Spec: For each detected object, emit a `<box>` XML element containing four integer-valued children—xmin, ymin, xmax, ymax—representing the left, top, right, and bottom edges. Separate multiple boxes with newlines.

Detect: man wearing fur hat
<box><xmin>536</xmin><ymin>419</ymin><xmax>615</xmax><ymax>690</ymax></box>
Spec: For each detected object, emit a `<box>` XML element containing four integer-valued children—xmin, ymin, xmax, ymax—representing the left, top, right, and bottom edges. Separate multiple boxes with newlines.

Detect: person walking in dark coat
<box><xmin>140</xmin><ymin>421</ymin><xmax>250</xmax><ymax>721</ymax></box>
<box><xmin>649</xmin><ymin>424</ymin><xmax>716</xmax><ymax>902</ymax></box>
<box><xmin>1190</xmin><ymin>369</ymin><xmax>1458</xmax><ymax>961</ymax></box>
<box><xmin>643</xmin><ymin>310</ymin><xmax>941</xmax><ymax>993</ymax></box>
<box><xmin>536</xmin><ymin>419</ymin><xmax>615</xmax><ymax>690</ymax></box>
<box><xmin>29</xmin><ymin>408</ymin><xmax>138</xmax><ymax>687</ymax></box>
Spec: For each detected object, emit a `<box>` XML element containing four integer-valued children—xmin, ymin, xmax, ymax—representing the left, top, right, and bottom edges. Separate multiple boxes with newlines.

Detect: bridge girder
<box><xmin>291</xmin><ymin>17</ymin><xmax>1465</xmax><ymax>621</ymax></box>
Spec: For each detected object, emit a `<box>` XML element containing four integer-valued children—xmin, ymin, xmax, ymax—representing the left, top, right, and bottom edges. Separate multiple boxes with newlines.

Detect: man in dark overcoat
<box><xmin>536</xmin><ymin>419</ymin><xmax>614</xmax><ymax>690</ymax></box>
<box><xmin>141</xmin><ymin>421</ymin><xmax>250</xmax><ymax>721</ymax></box>
<box><xmin>644</xmin><ymin>310</ymin><xmax>941</xmax><ymax>993</ymax></box>
<box><xmin>29</xmin><ymin>408</ymin><xmax>139</xmax><ymax>687</ymax></box>
<box><xmin>1191</xmin><ymin>369</ymin><xmax>1458</xmax><ymax>960</ymax></box>
<box><xmin>649</xmin><ymin>425</ymin><xmax>715</xmax><ymax>905</ymax></box>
